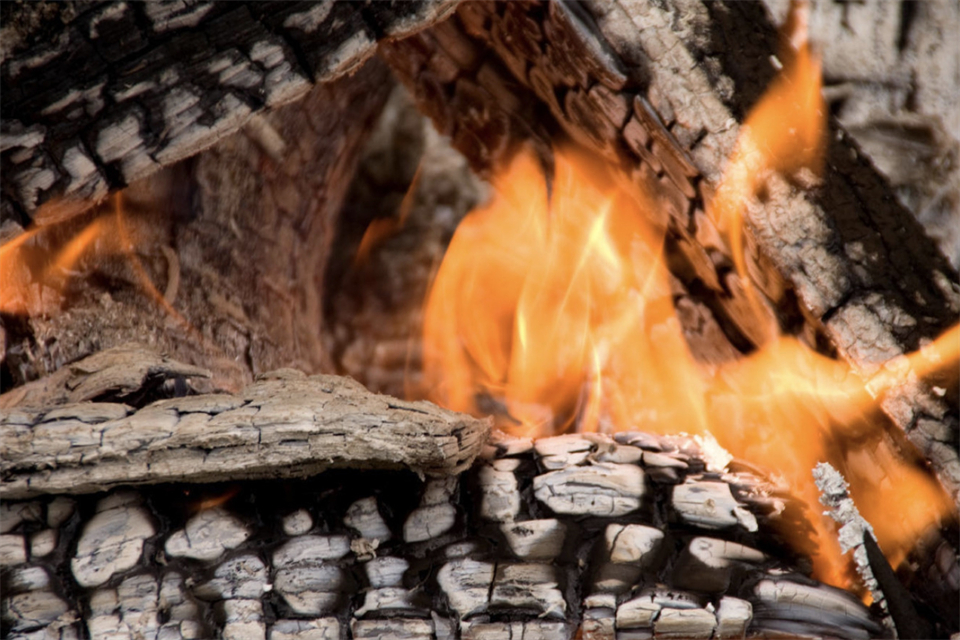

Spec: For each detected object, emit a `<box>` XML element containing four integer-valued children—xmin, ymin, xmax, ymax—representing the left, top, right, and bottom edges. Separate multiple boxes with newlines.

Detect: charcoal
<box><xmin>165</xmin><ymin>507</ymin><xmax>251</xmax><ymax>562</ymax></box>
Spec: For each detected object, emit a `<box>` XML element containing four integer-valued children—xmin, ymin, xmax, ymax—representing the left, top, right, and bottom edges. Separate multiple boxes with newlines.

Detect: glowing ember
<box><xmin>421</xmin><ymin>4</ymin><xmax>956</xmax><ymax>589</ymax></box>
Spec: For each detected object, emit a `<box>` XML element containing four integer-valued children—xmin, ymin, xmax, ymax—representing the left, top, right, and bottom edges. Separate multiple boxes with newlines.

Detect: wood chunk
<box><xmin>672</xmin><ymin>537</ymin><xmax>765</xmax><ymax>593</ymax></box>
<box><xmin>0</xmin><ymin>345</ymin><xmax>209</xmax><ymax>410</ymax></box>
<box><xmin>1</xmin><ymin>374</ymin><xmax>491</xmax><ymax>499</ymax></box>
<box><xmin>460</xmin><ymin>620</ymin><xmax>573</xmax><ymax>640</ymax></box>
<box><xmin>71</xmin><ymin>493</ymin><xmax>155</xmax><ymax>588</ymax></box>
<box><xmin>616</xmin><ymin>597</ymin><xmax>661</xmax><ymax>629</ymax></box>
<box><xmin>29</xmin><ymin>529</ymin><xmax>57</xmax><ymax>558</ymax></box>
<box><xmin>354</xmin><ymin>587</ymin><xmax>420</xmax><ymax>617</ymax></box>
<box><xmin>344</xmin><ymin>497</ymin><xmax>392</xmax><ymax>543</ymax></box>
<box><xmin>282</xmin><ymin>509</ymin><xmax>313</xmax><ymax>536</ymax></box>
<box><xmin>715</xmin><ymin>597</ymin><xmax>752</xmax><ymax>640</ymax></box>
<box><xmin>535</xmin><ymin>434</ymin><xmax>595</xmax><ymax>469</ymax></box>
<box><xmin>273</xmin><ymin>563</ymin><xmax>344</xmax><ymax>616</ymax></box>
<box><xmin>500</xmin><ymin>519</ymin><xmax>567</xmax><ymax>561</ymax></box>
<box><xmin>352</xmin><ymin>618</ymin><xmax>434</xmax><ymax>640</ymax></box>
<box><xmin>194</xmin><ymin>555</ymin><xmax>267</xmax><ymax>601</ymax></box>
<box><xmin>534</xmin><ymin>463</ymin><xmax>645</xmax><ymax>517</ymax></box>
<box><xmin>437</xmin><ymin>558</ymin><xmax>495</xmax><ymax>618</ymax></box>
<box><xmin>605</xmin><ymin>523</ymin><xmax>663</xmax><ymax>565</ymax></box>
<box><xmin>0</xmin><ymin>534</ymin><xmax>26</xmax><ymax>566</ymax></box>
<box><xmin>219</xmin><ymin>598</ymin><xmax>265</xmax><ymax>640</ymax></box>
<box><xmin>752</xmin><ymin>578</ymin><xmax>880</xmax><ymax>637</ymax></box>
<box><xmin>270</xmin><ymin>618</ymin><xmax>340</xmax><ymax>640</ymax></box>
<box><xmin>653</xmin><ymin>607</ymin><xmax>716</xmax><ymax>639</ymax></box>
<box><xmin>671</xmin><ymin>481</ymin><xmax>757</xmax><ymax>531</ymax></box>
<box><xmin>273</xmin><ymin>536</ymin><xmax>350</xmax><ymax>567</ymax></box>
<box><xmin>582</xmin><ymin>608</ymin><xmax>616</xmax><ymax>640</ymax></box>
<box><xmin>403</xmin><ymin>503</ymin><xmax>457</xmax><ymax>543</ymax></box>
<box><xmin>364</xmin><ymin>556</ymin><xmax>409</xmax><ymax>589</ymax></box>
<box><xmin>164</xmin><ymin>507</ymin><xmax>251</xmax><ymax>562</ymax></box>
<box><xmin>478</xmin><ymin>464</ymin><xmax>522</xmax><ymax>522</ymax></box>
<box><xmin>491</xmin><ymin>563</ymin><xmax>566</xmax><ymax>617</ymax></box>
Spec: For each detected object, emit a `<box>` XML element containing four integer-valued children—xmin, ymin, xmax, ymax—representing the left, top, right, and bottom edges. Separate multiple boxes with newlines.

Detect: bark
<box><xmin>2</xmin><ymin>55</ymin><xmax>392</xmax><ymax>393</ymax></box>
<box><xmin>0</xmin><ymin>0</ymin><xmax>459</xmax><ymax>223</ymax></box>
<box><xmin>379</xmin><ymin>0</ymin><xmax>960</xmax><ymax>508</ymax></box>
<box><xmin>0</xmin><ymin>346</ymin><xmax>491</xmax><ymax>499</ymax></box>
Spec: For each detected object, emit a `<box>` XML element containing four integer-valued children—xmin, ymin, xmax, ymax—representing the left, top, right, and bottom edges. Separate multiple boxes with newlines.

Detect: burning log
<box><xmin>0</xmin><ymin>347</ymin><xmax>896</xmax><ymax>639</ymax></box>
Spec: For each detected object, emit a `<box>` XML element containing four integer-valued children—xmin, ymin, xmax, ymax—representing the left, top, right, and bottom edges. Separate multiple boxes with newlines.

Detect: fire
<box><xmin>1</xmin><ymin>194</ymin><xmax>189</xmax><ymax>329</ymax></box>
<box><xmin>421</xmin><ymin>3</ymin><xmax>956</xmax><ymax>590</ymax></box>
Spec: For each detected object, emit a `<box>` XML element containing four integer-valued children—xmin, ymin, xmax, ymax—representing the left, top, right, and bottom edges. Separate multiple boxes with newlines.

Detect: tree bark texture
<box><xmin>378</xmin><ymin>0</ymin><xmax>960</xmax><ymax>507</ymax></box>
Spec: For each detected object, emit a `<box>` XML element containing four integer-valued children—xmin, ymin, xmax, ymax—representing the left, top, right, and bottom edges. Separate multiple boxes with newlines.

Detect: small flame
<box><xmin>421</xmin><ymin>1</ymin><xmax>956</xmax><ymax>589</ymax></box>
<box><xmin>710</xmin><ymin>0</ymin><xmax>826</xmax><ymax>304</ymax></box>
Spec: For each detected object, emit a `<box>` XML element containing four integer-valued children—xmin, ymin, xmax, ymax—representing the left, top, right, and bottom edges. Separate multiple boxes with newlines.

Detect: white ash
<box><xmin>282</xmin><ymin>510</ymin><xmax>314</xmax><ymax>536</ymax></box>
<box><xmin>813</xmin><ymin>461</ymin><xmax>894</xmax><ymax>635</ymax></box>
<box><xmin>273</xmin><ymin>563</ymin><xmax>344</xmax><ymax>616</ymax></box>
<box><xmin>165</xmin><ymin>507</ymin><xmax>251</xmax><ymax>562</ymax></box>
<box><xmin>616</xmin><ymin>596</ymin><xmax>661</xmax><ymax>629</ymax></box>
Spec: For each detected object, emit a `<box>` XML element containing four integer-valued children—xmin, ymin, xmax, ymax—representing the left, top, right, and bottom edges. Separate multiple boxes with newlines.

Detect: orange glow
<box><xmin>354</xmin><ymin>163</ymin><xmax>423</xmax><ymax>267</ymax></box>
<box><xmin>421</xmin><ymin>16</ymin><xmax>956</xmax><ymax>590</ymax></box>
<box><xmin>0</xmin><ymin>207</ymin><xmax>120</xmax><ymax>315</ymax></box>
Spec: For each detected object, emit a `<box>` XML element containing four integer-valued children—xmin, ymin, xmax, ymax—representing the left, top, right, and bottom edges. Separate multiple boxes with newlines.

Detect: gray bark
<box><xmin>0</xmin><ymin>347</ymin><xmax>491</xmax><ymax>499</ymax></box>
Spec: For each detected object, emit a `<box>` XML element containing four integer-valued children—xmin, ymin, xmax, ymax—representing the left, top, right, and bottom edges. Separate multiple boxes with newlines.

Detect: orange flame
<box><xmin>421</xmin><ymin>2</ymin><xmax>956</xmax><ymax>589</ymax></box>
<box><xmin>710</xmin><ymin>0</ymin><xmax>826</xmax><ymax>305</ymax></box>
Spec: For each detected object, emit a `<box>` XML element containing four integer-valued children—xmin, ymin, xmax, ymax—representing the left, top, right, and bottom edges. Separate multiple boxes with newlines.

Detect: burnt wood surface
<box><xmin>0</xmin><ymin>347</ymin><xmax>957</xmax><ymax>639</ymax></box>
<box><xmin>380</xmin><ymin>0</ymin><xmax>960</xmax><ymax>508</ymax></box>
<box><xmin>0</xmin><ymin>347</ymin><xmax>491</xmax><ymax>499</ymax></box>
<box><xmin>0</xmin><ymin>0</ymin><xmax>459</xmax><ymax>223</ymax></box>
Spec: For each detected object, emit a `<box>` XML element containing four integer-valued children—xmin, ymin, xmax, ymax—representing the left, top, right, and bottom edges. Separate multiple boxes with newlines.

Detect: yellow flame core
<box><xmin>422</xmin><ymin>33</ymin><xmax>956</xmax><ymax>590</ymax></box>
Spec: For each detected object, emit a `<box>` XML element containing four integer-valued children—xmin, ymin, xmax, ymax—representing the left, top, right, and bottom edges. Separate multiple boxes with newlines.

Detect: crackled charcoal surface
<box><xmin>0</xmin><ymin>431</ymin><xmax>894</xmax><ymax>640</ymax></box>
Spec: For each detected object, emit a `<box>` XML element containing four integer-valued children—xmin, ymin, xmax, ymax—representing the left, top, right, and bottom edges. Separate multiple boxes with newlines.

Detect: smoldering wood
<box><xmin>0</xmin><ymin>347</ymin><xmax>491</xmax><ymax>499</ymax></box>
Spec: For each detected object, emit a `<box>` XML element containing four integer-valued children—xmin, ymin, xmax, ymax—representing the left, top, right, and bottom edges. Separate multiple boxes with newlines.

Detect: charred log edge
<box><xmin>0</xmin><ymin>0</ymin><xmax>460</xmax><ymax>224</ymax></box>
<box><xmin>379</xmin><ymin>0</ymin><xmax>960</xmax><ymax>506</ymax></box>
<box><xmin>0</xmin><ymin>434</ymin><xmax>892</xmax><ymax>640</ymax></box>
<box><xmin>0</xmin><ymin>349</ymin><xmax>492</xmax><ymax>500</ymax></box>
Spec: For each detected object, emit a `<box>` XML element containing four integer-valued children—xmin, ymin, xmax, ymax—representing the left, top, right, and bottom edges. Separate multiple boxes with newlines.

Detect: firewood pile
<box><xmin>1</xmin><ymin>1</ymin><xmax>958</xmax><ymax>639</ymax></box>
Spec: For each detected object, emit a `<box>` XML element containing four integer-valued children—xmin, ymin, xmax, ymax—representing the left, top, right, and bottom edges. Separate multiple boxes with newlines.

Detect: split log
<box><xmin>0</xmin><ymin>347</ymin><xmax>491</xmax><ymax>499</ymax></box>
